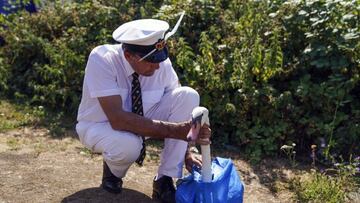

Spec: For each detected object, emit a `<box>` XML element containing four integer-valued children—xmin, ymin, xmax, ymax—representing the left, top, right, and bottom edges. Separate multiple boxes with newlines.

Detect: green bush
<box><xmin>278</xmin><ymin>0</ymin><xmax>360</xmax><ymax>159</ymax></box>
<box><xmin>0</xmin><ymin>0</ymin><xmax>359</xmax><ymax>162</ymax></box>
<box><xmin>161</xmin><ymin>0</ymin><xmax>359</xmax><ymax>161</ymax></box>
<box><xmin>290</xmin><ymin>167</ymin><xmax>358</xmax><ymax>203</ymax></box>
<box><xmin>0</xmin><ymin>0</ymin><xmax>132</xmax><ymax>111</ymax></box>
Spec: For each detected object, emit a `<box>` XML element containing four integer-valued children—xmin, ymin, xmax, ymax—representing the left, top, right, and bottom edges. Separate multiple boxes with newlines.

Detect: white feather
<box><xmin>139</xmin><ymin>11</ymin><xmax>185</xmax><ymax>62</ymax></box>
<box><xmin>164</xmin><ymin>11</ymin><xmax>185</xmax><ymax>41</ymax></box>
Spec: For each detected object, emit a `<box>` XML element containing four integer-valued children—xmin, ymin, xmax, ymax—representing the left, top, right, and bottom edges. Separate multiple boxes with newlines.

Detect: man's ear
<box><xmin>124</xmin><ymin>50</ymin><xmax>132</xmax><ymax>61</ymax></box>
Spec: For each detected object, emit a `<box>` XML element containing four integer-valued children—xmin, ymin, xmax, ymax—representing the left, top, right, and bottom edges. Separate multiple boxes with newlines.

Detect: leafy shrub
<box><xmin>159</xmin><ymin>0</ymin><xmax>359</xmax><ymax>161</ymax></box>
<box><xmin>0</xmin><ymin>0</ymin><xmax>359</xmax><ymax>162</ymax></box>
<box><xmin>0</xmin><ymin>0</ymin><xmax>132</xmax><ymax>112</ymax></box>
<box><xmin>275</xmin><ymin>0</ymin><xmax>360</xmax><ymax>159</ymax></box>
<box><xmin>290</xmin><ymin>165</ymin><xmax>358</xmax><ymax>203</ymax></box>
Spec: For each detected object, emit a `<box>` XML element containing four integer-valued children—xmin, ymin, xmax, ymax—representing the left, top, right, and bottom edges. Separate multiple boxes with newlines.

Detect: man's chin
<box><xmin>143</xmin><ymin>71</ymin><xmax>156</xmax><ymax>77</ymax></box>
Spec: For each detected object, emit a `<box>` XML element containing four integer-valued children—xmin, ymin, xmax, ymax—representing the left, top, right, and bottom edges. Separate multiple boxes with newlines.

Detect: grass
<box><xmin>0</xmin><ymin>100</ymin><xmax>40</xmax><ymax>132</ymax></box>
<box><xmin>0</xmin><ymin>99</ymin><xmax>75</xmax><ymax>136</ymax></box>
<box><xmin>33</xmin><ymin>141</ymin><xmax>47</xmax><ymax>155</ymax></box>
<box><xmin>289</xmin><ymin>169</ymin><xmax>358</xmax><ymax>203</ymax></box>
<box><xmin>79</xmin><ymin>147</ymin><xmax>94</xmax><ymax>157</ymax></box>
<box><xmin>0</xmin><ymin>99</ymin><xmax>56</xmax><ymax>133</ymax></box>
<box><xmin>6</xmin><ymin>137</ymin><xmax>21</xmax><ymax>150</ymax></box>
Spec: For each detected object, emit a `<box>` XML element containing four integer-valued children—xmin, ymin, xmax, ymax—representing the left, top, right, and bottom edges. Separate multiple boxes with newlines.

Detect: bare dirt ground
<box><xmin>0</xmin><ymin>127</ymin><xmax>298</xmax><ymax>203</ymax></box>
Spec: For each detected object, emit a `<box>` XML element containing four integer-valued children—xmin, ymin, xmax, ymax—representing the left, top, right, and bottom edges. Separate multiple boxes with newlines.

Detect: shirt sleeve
<box><xmin>84</xmin><ymin>49</ymin><xmax>122</xmax><ymax>98</ymax></box>
<box><xmin>163</xmin><ymin>59</ymin><xmax>180</xmax><ymax>93</ymax></box>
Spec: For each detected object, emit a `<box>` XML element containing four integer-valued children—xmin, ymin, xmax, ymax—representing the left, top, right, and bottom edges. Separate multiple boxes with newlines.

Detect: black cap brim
<box><xmin>142</xmin><ymin>46</ymin><xmax>168</xmax><ymax>63</ymax></box>
<box><xmin>123</xmin><ymin>43</ymin><xmax>169</xmax><ymax>63</ymax></box>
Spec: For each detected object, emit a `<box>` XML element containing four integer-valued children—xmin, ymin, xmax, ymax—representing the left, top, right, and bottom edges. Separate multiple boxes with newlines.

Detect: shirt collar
<box><xmin>120</xmin><ymin>44</ymin><xmax>135</xmax><ymax>77</ymax></box>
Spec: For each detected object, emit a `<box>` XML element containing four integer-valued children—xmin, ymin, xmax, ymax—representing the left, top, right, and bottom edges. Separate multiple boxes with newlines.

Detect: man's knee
<box><xmin>174</xmin><ymin>86</ymin><xmax>200</xmax><ymax>107</ymax></box>
<box><xmin>103</xmin><ymin>135</ymin><xmax>142</xmax><ymax>164</ymax></box>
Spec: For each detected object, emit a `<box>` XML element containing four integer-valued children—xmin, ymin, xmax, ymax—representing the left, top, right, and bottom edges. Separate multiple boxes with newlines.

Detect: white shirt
<box><xmin>77</xmin><ymin>44</ymin><xmax>179</xmax><ymax>122</ymax></box>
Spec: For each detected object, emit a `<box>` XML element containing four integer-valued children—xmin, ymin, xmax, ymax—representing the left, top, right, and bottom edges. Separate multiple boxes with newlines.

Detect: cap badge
<box><xmin>155</xmin><ymin>40</ymin><xmax>166</xmax><ymax>50</ymax></box>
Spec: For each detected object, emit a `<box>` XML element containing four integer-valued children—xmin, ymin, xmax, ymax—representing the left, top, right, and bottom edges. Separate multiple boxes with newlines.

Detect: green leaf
<box><xmin>298</xmin><ymin>10</ymin><xmax>308</xmax><ymax>16</ymax></box>
<box><xmin>343</xmin><ymin>33</ymin><xmax>359</xmax><ymax>41</ymax></box>
<box><xmin>342</xmin><ymin>14</ymin><xmax>355</xmax><ymax>21</ymax></box>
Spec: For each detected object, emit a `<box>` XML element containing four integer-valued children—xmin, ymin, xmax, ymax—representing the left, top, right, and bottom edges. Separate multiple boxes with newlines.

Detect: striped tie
<box><xmin>132</xmin><ymin>73</ymin><xmax>146</xmax><ymax>166</ymax></box>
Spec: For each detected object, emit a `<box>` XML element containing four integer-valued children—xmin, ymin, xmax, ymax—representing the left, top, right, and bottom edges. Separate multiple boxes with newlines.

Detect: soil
<box><xmin>0</xmin><ymin>127</ymin><xmax>297</xmax><ymax>203</ymax></box>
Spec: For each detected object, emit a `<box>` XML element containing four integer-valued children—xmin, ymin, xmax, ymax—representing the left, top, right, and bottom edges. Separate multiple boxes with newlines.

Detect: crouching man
<box><xmin>75</xmin><ymin>14</ymin><xmax>211</xmax><ymax>203</ymax></box>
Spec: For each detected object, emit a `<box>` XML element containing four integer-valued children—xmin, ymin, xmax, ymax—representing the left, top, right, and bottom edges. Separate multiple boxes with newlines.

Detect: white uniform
<box><xmin>76</xmin><ymin>44</ymin><xmax>199</xmax><ymax>178</ymax></box>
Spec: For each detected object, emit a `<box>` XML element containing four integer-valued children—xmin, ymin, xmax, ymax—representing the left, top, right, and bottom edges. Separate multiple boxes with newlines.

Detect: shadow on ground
<box><xmin>62</xmin><ymin>187</ymin><xmax>157</xmax><ymax>203</ymax></box>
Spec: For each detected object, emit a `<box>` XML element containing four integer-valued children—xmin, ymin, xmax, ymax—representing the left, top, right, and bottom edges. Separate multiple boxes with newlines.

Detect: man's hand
<box><xmin>184</xmin><ymin>124</ymin><xmax>211</xmax><ymax>173</ymax></box>
<box><xmin>184</xmin><ymin>151</ymin><xmax>202</xmax><ymax>173</ymax></box>
<box><xmin>169</xmin><ymin>121</ymin><xmax>211</xmax><ymax>145</ymax></box>
<box><xmin>186</xmin><ymin>123</ymin><xmax>211</xmax><ymax>145</ymax></box>
<box><xmin>196</xmin><ymin>124</ymin><xmax>211</xmax><ymax>145</ymax></box>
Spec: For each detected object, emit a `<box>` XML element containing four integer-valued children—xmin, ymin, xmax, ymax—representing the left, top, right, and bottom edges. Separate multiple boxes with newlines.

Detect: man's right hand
<box><xmin>195</xmin><ymin>124</ymin><xmax>211</xmax><ymax>145</ymax></box>
<box><xmin>173</xmin><ymin>121</ymin><xmax>211</xmax><ymax>145</ymax></box>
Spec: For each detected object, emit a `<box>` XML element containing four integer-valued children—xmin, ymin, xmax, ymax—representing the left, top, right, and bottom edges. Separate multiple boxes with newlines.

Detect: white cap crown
<box><xmin>112</xmin><ymin>19</ymin><xmax>169</xmax><ymax>46</ymax></box>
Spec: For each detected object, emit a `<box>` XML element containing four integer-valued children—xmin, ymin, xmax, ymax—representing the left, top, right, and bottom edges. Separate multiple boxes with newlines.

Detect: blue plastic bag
<box><xmin>176</xmin><ymin>157</ymin><xmax>244</xmax><ymax>203</ymax></box>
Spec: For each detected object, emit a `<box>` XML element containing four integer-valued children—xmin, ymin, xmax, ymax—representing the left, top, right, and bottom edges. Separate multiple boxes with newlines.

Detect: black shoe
<box><xmin>101</xmin><ymin>161</ymin><xmax>123</xmax><ymax>194</ymax></box>
<box><xmin>152</xmin><ymin>176</ymin><xmax>176</xmax><ymax>203</ymax></box>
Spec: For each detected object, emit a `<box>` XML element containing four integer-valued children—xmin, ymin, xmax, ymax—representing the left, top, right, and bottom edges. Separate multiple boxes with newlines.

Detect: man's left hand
<box><xmin>184</xmin><ymin>151</ymin><xmax>202</xmax><ymax>173</ymax></box>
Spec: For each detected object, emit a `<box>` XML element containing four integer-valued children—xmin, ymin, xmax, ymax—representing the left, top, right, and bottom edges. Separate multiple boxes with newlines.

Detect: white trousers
<box><xmin>76</xmin><ymin>87</ymin><xmax>199</xmax><ymax>178</ymax></box>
